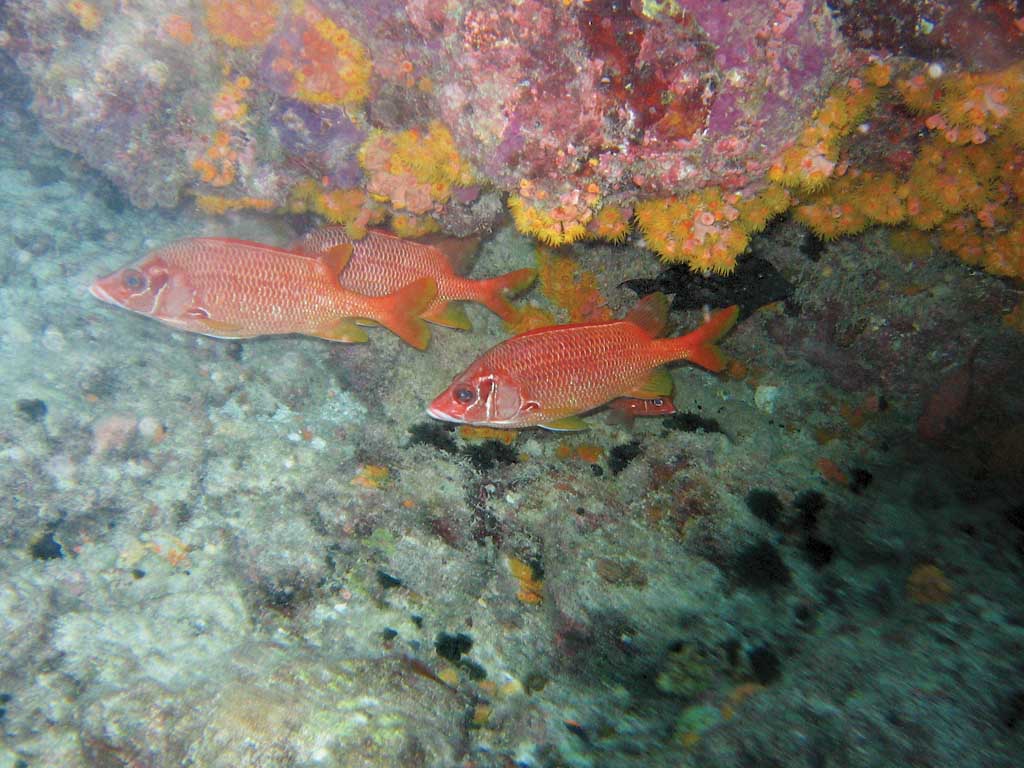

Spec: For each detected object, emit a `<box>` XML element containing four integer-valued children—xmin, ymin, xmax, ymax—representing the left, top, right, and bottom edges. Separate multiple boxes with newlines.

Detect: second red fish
<box><xmin>428</xmin><ymin>294</ymin><xmax>739</xmax><ymax>430</ymax></box>
<box><xmin>291</xmin><ymin>227</ymin><xmax>536</xmax><ymax>328</ymax></box>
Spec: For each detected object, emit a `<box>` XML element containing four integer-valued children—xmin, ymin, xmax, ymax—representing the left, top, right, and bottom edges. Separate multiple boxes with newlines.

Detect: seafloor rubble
<box><xmin>1</xmin><ymin>43</ymin><xmax>1024</xmax><ymax>767</ymax></box>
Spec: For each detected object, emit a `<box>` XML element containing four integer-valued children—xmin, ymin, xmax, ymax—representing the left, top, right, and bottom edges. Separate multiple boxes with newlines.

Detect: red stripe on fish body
<box><xmin>428</xmin><ymin>296</ymin><xmax>738</xmax><ymax>429</ymax></box>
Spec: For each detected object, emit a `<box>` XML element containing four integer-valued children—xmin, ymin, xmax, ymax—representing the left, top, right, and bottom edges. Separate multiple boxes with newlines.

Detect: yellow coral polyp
<box><xmin>192</xmin><ymin>131</ymin><xmax>238</xmax><ymax>187</ymax></box>
<box><xmin>769</xmin><ymin>72</ymin><xmax>883</xmax><ymax>192</ymax></box>
<box><xmin>536</xmin><ymin>248</ymin><xmax>611</xmax><ymax>323</ymax></box>
<box><xmin>509</xmin><ymin>195</ymin><xmax>589</xmax><ymax>247</ymax></box>
<box><xmin>768</xmin><ymin>143</ymin><xmax>837</xmax><ymax>190</ymax></box>
<box><xmin>358</xmin><ymin>122</ymin><xmax>475</xmax><ymax>215</ymax></box>
<box><xmin>204</xmin><ymin>0</ymin><xmax>280</xmax><ymax>48</ymax></box>
<box><xmin>896</xmin><ymin>73</ymin><xmax>939</xmax><ymax>114</ymax></box>
<box><xmin>586</xmin><ymin>204</ymin><xmax>632</xmax><ymax>243</ymax></box>
<box><xmin>940</xmin><ymin>65</ymin><xmax>1023</xmax><ymax>135</ymax></box>
<box><xmin>780</xmin><ymin>60</ymin><xmax>1024</xmax><ymax>280</ymax></box>
<box><xmin>939</xmin><ymin>216</ymin><xmax>985</xmax><ymax>266</ymax></box>
<box><xmin>983</xmin><ymin>221</ymin><xmax>1024</xmax><ymax>277</ymax></box>
<box><xmin>736</xmin><ymin>185</ymin><xmax>791</xmax><ymax>234</ymax></box>
<box><xmin>634</xmin><ymin>188</ymin><xmax>750</xmax><ymax>273</ymax></box>
<box><xmin>793</xmin><ymin>190</ymin><xmax>868</xmax><ymax>241</ymax></box>
<box><xmin>67</xmin><ymin>0</ymin><xmax>101</xmax><ymax>31</ymax></box>
<box><xmin>212</xmin><ymin>76</ymin><xmax>251</xmax><ymax>123</ymax></box>
<box><xmin>391</xmin><ymin>213</ymin><xmax>440</xmax><ymax>238</ymax></box>
<box><xmin>289</xmin><ymin>180</ymin><xmax>384</xmax><ymax>239</ymax></box>
<box><xmin>854</xmin><ymin>172</ymin><xmax>907</xmax><ymax>225</ymax></box>
<box><xmin>290</xmin><ymin>14</ymin><xmax>372</xmax><ymax>107</ymax></box>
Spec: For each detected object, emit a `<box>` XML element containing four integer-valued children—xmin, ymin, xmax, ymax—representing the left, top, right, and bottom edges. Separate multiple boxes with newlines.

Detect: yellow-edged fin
<box><xmin>625</xmin><ymin>367</ymin><xmax>673</xmax><ymax>398</ymax></box>
<box><xmin>539</xmin><ymin>416</ymin><xmax>588</xmax><ymax>431</ymax></box>
<box><xmin>624</xmin><ymin>293</ymin><xmax>669</xmax><ymax>337</ymax></box>
<box><xmin>195</xmin><ymin>318</ymin><xmax>245</xmax><ymax>337</ymax></box>
<box><xmin>422</xmin><ymin>301</ymin><xmax>472</xmax><ymax>330</ymax></box>
<box><xmin>313</xmin><ymin>319</ymin><xmax>369</xmax><ymax>343</ymax></box>
<box><xmin>318</xmin><ymin>243</ymin><xmax>354</xmax><ymax>278</ymax></box>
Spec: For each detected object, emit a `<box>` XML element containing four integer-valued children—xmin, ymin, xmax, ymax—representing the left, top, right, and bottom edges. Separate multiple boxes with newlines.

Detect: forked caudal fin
<box><xmin>662</xmin><ymin>305</ymin><xmax>740</xmax><ymax>372</ymax></box>
<box><xmin>367</xmin><ymin>277</ymin><xmax>438</xmax><ymax>350</ymax></box>
<box><xmin>475</xmin><ymin>268</ymin><xmax>537</xmax><ymax>323</ymax></box>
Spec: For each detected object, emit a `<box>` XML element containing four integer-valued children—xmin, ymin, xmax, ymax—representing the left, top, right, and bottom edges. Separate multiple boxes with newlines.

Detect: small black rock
<box><xmin>15</xmin><ymin>398</ymin><xmax>47</xmax><ymax>422</ymax></box>
<box><xmin>749</xmin><ymin>644</ymin><xmax>782</xmax><ymax>684</ymax></box>
<box><xmin>793</xmin><ymin>490</ymin><xmax>826</xmax><ymax>530</ymax></box>
<box><xmin>734</xmin><ymin>541</ymin><xmax>791</xmax><ymax>588</ymax></box>
<box><xmin>435</xmin><ymin>632</ymin><xmax>473</xmax><ymax>662</ymax></box>
<box><xmin>464</xmin><ymin>440</ymin><xmax>517</xmax><ymax>471</ymax></box>
<box><xmin>803</xmin><ymin>535</ymin><xmax>836</xmax><ymax>569</ymax></box>
<box><xmin>848</xmin><ymin>468</ymin><xmax>873</xmax><ymax>495</ymax></box>
<box><xmin>663</xmin><ymin>412</ymin><xmax>722</xmax><ymax>434</ymax></box>
<box><xmin>29</xmin><ymin>530</ymin><xmax>63</xmax><ymax>561</ymax></box>
<box><xmin>376</xmin><ymin>569</ymin><xmax>404</xmax><ymax>589</ymax></box>
<box><xmin>458</xmin><ymin>657</ymin><xmax>487</xmax><ymax>681</ymax></box>
<box><xmin>408</xmin><ymin>421</ymin><xmax>457</xmax><ymax>453</ymax></box>
<box><xmin>745</xmin><ymin>489</ymin><xmax>783</xmax><ymax>527</ymax></box>
<box><xmin>608</xmin><ymin>440</ymin><xmax>642</xmax><ymax>475</ymax></box>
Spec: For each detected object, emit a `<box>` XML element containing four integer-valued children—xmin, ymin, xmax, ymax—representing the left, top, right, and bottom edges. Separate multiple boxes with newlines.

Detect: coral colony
<box><xmin>6</xmin><ymin>1</ymin><xmax>1023</xmax><ymax>279</ymax></box>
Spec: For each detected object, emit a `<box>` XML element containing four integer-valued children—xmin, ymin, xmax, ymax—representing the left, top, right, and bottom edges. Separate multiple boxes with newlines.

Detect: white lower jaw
<box><xmin>89</xmin><ymin>283</ymin><xmax>115</xmax><ymax>304</ymax></box>
<box><xmin>426</xmin><ymin>406</ymin><xmax>464</xmax><ymax>423</ymax></box>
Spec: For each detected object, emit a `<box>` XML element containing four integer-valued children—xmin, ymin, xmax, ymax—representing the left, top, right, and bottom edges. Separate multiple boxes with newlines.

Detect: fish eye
<box><xmin>652</xmin><ymin>398</ymin><xmax>663</xmax><ymax>406</ymax></box>
<box><xmin>121</xmin><ymin>269</ymin><xmax>146</xmax><ymax>292</ymax></box>
<box><xmin>454</xmin><ymin>387</ymin><xmax>475</xmax><ymax>404</ymax></box>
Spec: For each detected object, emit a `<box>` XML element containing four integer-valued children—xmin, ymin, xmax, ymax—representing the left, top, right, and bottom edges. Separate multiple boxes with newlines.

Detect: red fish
<box><xmin>290</xmin><ymin>227</ymin><xmax>536</xmax><ymax>328</ymax></box>
<box><xmin>606</xmin><ymin>395</ymin><xmax>677</xmax><ymax>427</ymax></box>
<box><xmin>428</xmin><ymin>294</ymin><xmax>739</xmax><ymax>430</ymax></box>
<box><xmin>90</xmin><ymin>237</ymin><xmax>437</xmax><ymax>349</ymax></box>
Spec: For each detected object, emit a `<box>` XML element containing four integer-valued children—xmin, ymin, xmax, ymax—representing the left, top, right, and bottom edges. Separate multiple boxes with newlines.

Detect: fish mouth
<box><xmin>426</xmin><ymin>404</ymin><xmax>463</xmax><ymax>424</ymax></box>
<box><xmin>89</xmin><ymin>280</ymin><xmax>115</xmax><ymax>304</ymax></box>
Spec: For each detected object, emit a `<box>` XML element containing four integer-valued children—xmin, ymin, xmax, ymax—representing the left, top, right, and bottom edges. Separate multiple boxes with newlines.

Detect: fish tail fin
<box><xmin>475</xmin><ymin>268</ymin><xmax>537</xmax><ymax>323</ymax></box>
<box><xmin>375</xmin><ymin>277</ymin><xmax>438</xmax><ymax>350</ymax></box>
<box><xmin>663</xmin><ymin>305</ymin><xmax>740</xmax><ymax>372</ymax></box>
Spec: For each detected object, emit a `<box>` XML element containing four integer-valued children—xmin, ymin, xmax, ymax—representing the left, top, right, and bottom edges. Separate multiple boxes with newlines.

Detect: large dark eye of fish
<box><xmin>121</xmin><ymin>269</ymin><xmax>147</xmax><ymax>292</ymax></box>
<box><xmin>454</xmin><ymin>387</ymin><xmax>475</xmax><ymax>404</ymax></box>
<box><xmin>652</xmin><ymin>398</ymin><xmax>664</xmax><ymax>406</ymax></box>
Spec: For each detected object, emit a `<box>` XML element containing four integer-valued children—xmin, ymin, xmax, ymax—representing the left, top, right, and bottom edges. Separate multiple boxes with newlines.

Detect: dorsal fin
<box><xmin>624</xmin><ymin>293</ymin><xmax>669</xmax><ymax>337</ymax></box>
<box><xmin>319</xmin><ymin>243</ymin><xmax>353</xmax><ymax>278</ymax></box>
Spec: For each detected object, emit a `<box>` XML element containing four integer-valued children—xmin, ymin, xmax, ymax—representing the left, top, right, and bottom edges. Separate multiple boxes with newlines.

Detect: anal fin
<box><xmin>422</xmin><ymin>301</ymin><xmax>472</xmax><ymax>330</ymax></box>
<box><xmin>539</xmin><ymin>415</ymin><xmax>588</xmax><ymax>431</ymax></box>
<box><xmin>313</xmin><ymin>319</ymin><xmax>369</xmax><ymax>343</ymax></box>
<box><xmin>194</xmin><ymin>317</ymin><xmax>246</xmax><ymax>338</ymax></box>
<box><xmin>624</xmin><ymin>367</ymin><xmax>673</xmax><ymax>399</ymax></box>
